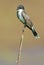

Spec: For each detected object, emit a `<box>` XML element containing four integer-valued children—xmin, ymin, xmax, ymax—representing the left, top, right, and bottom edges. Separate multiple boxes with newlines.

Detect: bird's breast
<box><xmin>18</xmin><ymin>12</ymin><xmax>26</xmax><ymax>24</ymax></box>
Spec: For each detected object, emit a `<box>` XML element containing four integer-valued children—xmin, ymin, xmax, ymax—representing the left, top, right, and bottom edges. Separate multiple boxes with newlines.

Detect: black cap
<box><xmin>17</xmin><ymin>5</ymin><xmax>24</xmax><ymax>10</ymax></box>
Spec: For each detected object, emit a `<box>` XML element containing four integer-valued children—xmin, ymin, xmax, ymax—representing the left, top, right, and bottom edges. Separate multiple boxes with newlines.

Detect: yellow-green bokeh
<box><xmin>0</xmin><ymin>0</ymin><xmax>44</xmax><ymax>63</ymax></box>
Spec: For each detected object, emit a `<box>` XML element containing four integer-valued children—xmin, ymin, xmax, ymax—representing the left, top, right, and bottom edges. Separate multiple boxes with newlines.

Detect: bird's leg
<box><xmin>22</xmin><ymin>24</ymin><xmax>26</xmax><ymax>32</ymax></box>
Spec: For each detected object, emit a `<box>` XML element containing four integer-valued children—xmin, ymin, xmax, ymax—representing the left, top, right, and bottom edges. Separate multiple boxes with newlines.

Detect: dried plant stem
<box><xmin>16</xmin><ymin>28</ymin><xmax>25</xmax><ymax>65</ymax></box>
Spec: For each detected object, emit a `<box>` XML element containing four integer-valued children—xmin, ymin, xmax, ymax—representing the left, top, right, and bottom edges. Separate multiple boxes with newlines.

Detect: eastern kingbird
<box><xmin>17</xmin><ymin>5</ymin><xmax>40</xmax><ymax>39</ymax></box>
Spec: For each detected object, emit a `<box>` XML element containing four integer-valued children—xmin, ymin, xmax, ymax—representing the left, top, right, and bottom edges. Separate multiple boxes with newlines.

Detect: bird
<box><xmin>17</xmin><ymin>5</ymin><xmax>40</xmax><ymax>39</ymax></box>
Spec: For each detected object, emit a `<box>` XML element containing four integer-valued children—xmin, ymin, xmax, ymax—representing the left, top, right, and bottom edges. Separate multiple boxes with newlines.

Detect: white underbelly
<box><xmin>18</xmin><ymin>12</ymin><xmax>25</xmax><ymax>24</ymax></box>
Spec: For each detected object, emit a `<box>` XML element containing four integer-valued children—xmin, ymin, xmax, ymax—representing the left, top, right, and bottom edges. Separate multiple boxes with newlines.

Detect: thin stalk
<box><xmin>16</xmin><ymin>28</ymin><xmax>25</xmax><ymax>65</ymax></box>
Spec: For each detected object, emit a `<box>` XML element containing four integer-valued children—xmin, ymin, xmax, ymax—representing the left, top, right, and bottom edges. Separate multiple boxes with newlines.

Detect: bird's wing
<box><xmin>22</xmin><ymin>11</ymin><xmax>33</xmax><ymax>28</ymax></box>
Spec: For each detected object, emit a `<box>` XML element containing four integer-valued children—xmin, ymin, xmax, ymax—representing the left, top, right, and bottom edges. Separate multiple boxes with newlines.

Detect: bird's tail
<box><xmin>31</xmin><ymin>26</ymin><xmax>40</xmax><ymax>39</ymax></box>
<box><xmin>26</xmin><ymin>25</ymin><xmax>40</xmax><ymax>39</ymax></box>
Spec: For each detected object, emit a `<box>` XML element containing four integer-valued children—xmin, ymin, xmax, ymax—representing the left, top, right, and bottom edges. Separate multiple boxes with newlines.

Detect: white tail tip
<box><xmin>35</xmin><ymin>35</ymin><xmax>40</xmax><ymax>39</ymax></box>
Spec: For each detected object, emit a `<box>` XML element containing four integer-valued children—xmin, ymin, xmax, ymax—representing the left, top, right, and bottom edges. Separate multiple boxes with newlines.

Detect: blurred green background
<box><xmin>0</xmin><ymin>0</ymin><xmax>44</xmax><ymax>64</ymax></box>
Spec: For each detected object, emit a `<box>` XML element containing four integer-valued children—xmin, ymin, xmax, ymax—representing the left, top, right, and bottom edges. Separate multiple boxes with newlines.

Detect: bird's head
<box><xmin>17</xmin><ymin>5</ymin><xmax>25</xmax><ymax>12</ymax></box>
